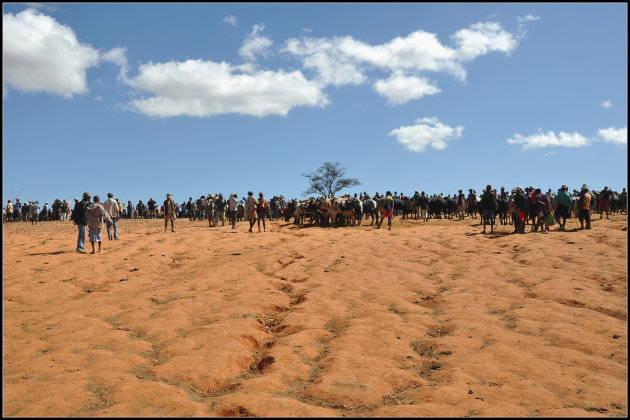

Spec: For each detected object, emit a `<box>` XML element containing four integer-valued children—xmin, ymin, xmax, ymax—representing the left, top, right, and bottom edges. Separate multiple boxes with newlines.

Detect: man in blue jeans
<box><xmin>71</xmin><ymin>192</ymin><xmax>91</xmax><ymax>253</ymax></box>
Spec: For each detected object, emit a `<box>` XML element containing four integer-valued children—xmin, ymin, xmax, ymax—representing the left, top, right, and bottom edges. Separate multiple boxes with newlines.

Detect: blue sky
<box><xmin>3</xmin><ymin>3</ymin><xmax>627</xmax><ymax>207</ymax></box>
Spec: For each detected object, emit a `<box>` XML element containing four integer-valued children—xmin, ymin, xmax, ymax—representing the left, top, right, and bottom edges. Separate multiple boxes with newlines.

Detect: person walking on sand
<box><xmin>103</xmin><ymin>193</ymin><xmax>120</xmax><ymax>240</ymax></box>
<box><xmin>376</xmin><ymin>191</ymin><xmax>394</xmax><ymax>230</ymax></box>
<box><xmin>533</xmin><ymin>188</ymin><xmax>551</xmax><ymax>232</ymax></box>
<box><xmin>598</xmin><ymin>186</ymin><xmax>611</xmax><ymax>220</ymax></box>
<box><xmin>163</xmin><ymin>193</ymin><xmax>176</xmax><ymax>232</ymax></box>
<box><xmin>577</xmin><ymin>184</ymin><xmax>592</xmax><ymax>230</ymax></box>
<box><xmin>480</xmin><ymin>185</ymin><xmax>497</xmax><ymax>234</ymax></box>
<box><xmin>71</xmin><ymin>192</ymin><xmax>91</xmax><ymax>253</ymax></box>
<box><xmin>457</xmin><ymin>189</ymin><xmax>466</xmax><ymax>220</ymax></box>
<box><xmin>256</xmin><ymin>192</ymin><xmax>270</xmax><ymax>232</ymax></box>
<box><xmin>85</xmin><ymin>195</ymin><xmax>112</xmax><ymax>254</ymax></box>
<box><xmin>30</xmin><ymin>200</ymin><xmax>40</xmax><ymax>224</ymax></box>
<box><xmin>246</xmin><ymin>191</ymin><xmax>259</xmax><ymax>233</ymax></box>
<box><xmin>555</xmin><ymin>185</ymin><xmax>573</xmax><ymax>230</ymax></box>
<box><xmin>228</xmin><ymin>193</ymin><xmax>238</xmax><ymax>230</ymax></box>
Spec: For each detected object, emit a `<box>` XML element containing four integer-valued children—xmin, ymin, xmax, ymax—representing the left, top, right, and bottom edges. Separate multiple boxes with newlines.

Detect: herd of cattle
<box><xmin>272</xmin><ymin>189</ymin><xmax>627</xmax><ymax>227</ymax></box>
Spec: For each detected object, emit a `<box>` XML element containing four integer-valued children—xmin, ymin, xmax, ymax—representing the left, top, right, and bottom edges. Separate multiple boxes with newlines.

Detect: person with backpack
<box><xmin>376</xmin><ymin>191</ymin><xmax>394</xmax><ymax>230</ymax></box>
<box><xmin>256</xmin><ymin>192</ymin><xmax>270</xmax><ymax>232</ymax></box>
<box><xmin>85</xmin><ymin>195</ymin><xmax>113</xmax><ymax>253</ymax></box>
<box><xmin>71</xmin><ymin>192</ymin><xmax>91</xmax><ymax>253</ymax></box>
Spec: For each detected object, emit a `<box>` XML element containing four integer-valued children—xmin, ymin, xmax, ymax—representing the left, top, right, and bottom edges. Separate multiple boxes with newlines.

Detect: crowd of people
<box><xmin>2</xmin><ymin>185</ymin><xmax>626</xmax><ymax>253</ymax></box>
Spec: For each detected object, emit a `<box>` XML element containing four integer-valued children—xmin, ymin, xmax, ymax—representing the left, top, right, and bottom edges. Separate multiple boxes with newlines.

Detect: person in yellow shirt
<box><xmin>6</xmin><ymin>200</ymin><xmax>13</xmax><ymax>222</ymax></box>
<box><xmin>376</xmin><ymin>191</ymin><xmax>394</xmax><ymax>230</ymax></box>
<box><xmin>577</xmin><ymin>184</ymin><xmax>592</xmax><ymax>230</ymax></box>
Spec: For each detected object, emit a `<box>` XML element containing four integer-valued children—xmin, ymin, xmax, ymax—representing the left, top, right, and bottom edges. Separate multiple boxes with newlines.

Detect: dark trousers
<box><xmin>578</xmin><ymin>209</ymin><xmax>590</xmax><ymax>227</ymax></box>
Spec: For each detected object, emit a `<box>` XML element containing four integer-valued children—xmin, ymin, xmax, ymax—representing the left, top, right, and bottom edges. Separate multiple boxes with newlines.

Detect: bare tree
<box><xmin>302</xmin><ymin>161</ymin><xmax>361</xmax><ymax>198</ymax></box>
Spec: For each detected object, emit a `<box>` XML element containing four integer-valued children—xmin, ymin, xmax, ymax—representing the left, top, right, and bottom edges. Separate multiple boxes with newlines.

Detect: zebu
<box><xmin>360</xmin><ymin>198</ymin><xmax>377</xmax><ymax>225</ymax></box>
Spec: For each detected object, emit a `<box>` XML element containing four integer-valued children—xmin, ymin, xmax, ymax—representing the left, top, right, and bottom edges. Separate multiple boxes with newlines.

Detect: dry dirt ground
<box><xmin>2</xmin><ymin>213</ymin><xmax>627</xmax><ymax>417</ymax></box>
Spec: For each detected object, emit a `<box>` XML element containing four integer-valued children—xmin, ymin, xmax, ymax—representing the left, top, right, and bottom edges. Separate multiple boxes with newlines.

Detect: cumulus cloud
<box><xmin>283</xmin><ymin>21</ymin><xmax>518</xmax><ymax>102</ymax></box>
<box><xmin>125</xmin><ymin>59</ymin><xmax>328</xmax><ymax>118</ymax></box>
<box><xmin>601</xmin><ymin>100</ymin><xmax>612</xmax><ymax>109</ymax></box>
<box><xmin>518</xmin><ymin>14</ymin><xmax>540</xmax><ymax>23</ymax></box>
<box><xmin>373</xmin><ymin>72</ymin><xmax>441</xmax><ymax>105</ymax></box>
<box><xmin>283</xmin><ymin>37</ymin><xmax>367</xmax><ymax>87</ymax></box>
<box><xmin>388</xmin><ymin>117</ymin><xmax>464</xmax><ymax>152</ymax></box>
<box><xmin>2</xmin><ymin>8</ymin><xmax>100</xmax><ymax>97</ymax></box>
<box><xmin>239</xmin><ymin>24</ymin><xmax>273</xmax><ymax>61</ymax></box>
<box><xmin>598</xmin><ymin>127</ymin><xmax>626</xmax><ymax>145</ymax></box>
<box><xmin>451</xmin><ymin>22</ymin><xmax>519</xmax><ymax>62</ymax></box>
<box><xmin>507</xmin><ymin>130</ymin><xmax>591</xmax><ymax>151</ymax></box>
<box><xmin>223</xmin><ymin>15</ymin><xmax>237</xmax><ymax>27</ymax></box>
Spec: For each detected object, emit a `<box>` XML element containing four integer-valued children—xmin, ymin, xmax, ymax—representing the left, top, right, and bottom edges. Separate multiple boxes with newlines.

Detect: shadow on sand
<box><xmin>28</xmin><ymin>250</ymin><xmax>69</xmax><ymax>256</ymax></box>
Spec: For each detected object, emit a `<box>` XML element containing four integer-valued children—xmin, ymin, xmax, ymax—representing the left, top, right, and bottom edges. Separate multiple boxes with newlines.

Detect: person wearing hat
<box><xmin>13</xmin><ymin>198</ymin><xmax>22</xmax><ymax>222</ymax></box>
<box><xmin>577</xmin><ymin>185</ymin><xmax>592</xmax><ymax>229</ymax></box>
<box><xmin>479</xmin><ymin>184</ymin><xmax>497</xmax><ymax>234</ymax></box>
<box><xmin>456</xmin><ymin>189</ymin><xmax>466</xmax><ymax>220</ymax></box>
<box><xmin>466</xmin><ymin>189</ymin><xmax>478</xmax><ymax>219</ymax></box>
<box><xmin>85</xmin><ymin>195</ymin><xmax>113</xmax><ymax>254</ymax></box>
<box><xmin>246</xmin><ymin>191</ymin><xmax>259</xmax><ymax>233</ymax></box>
<box><xmin>163</xmin><ymin>193</ymin><xmax>176</xmax><ymax>232</ymax></box>
<box><xmin>226</xmin><ymin>193</ymin><xmax>238</xmax><ymax>229</ymax></box>
<box><xmin>71</xmin><ymin>192</ymin><xmax>92</xmax><ymax>253</ymax></box>
<box><xmin>256</xmin><ymin>192</ymin><xmax>270</xmax><ymax>232</ymax></box>
<box><xmin>117</xmin><ymin>199</ymin><xmax>125</xmax><ymax>219</ymax></box>
<box><xmin>103</xmin><ymin>193</ymin><xmax>120</xmax><ymax>240</ymax></box>
<box><xmin>554</xmin><ymin>185</ymin><xmax>573</xmax><ymax>230</ymax></box>
<box><xmin>598</xmin><ymin>186</ymin><xmax>611</xmax><ymax>219</ymax></box>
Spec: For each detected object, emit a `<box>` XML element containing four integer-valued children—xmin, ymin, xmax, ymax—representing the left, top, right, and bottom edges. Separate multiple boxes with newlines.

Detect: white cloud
<box><xmin>373</xmin><ymin>72</ymin><xmax>441</xmax><ymax>105</ymax></box>
<box><xmin>93</xmin><ymin>95</ymin><xmax>103</xmax><ymax>101</ymax></box>
<box><xmin>518</xmin><ymin>14</ymin><xmax>540</xmax><ymax>23</ymax></box>
<box><xmin>283</xmin><ymin>37</ymin><xmax>367</xmax><ymax>87</ymax></box>
<box><xmin>601</xmin><ymin>100</ymin><xmax>612</xmax><ymax>109</ymax></box>
<box><xmin>388</xmin><ymin>117</ymin><xmax>464</xmax><ymax>152</ymax></box>
<box><xmin>2</xmin><ymin>8</ymin><xmax>100</xmax><ymax>97</ymax></box>
<box><xmin>223</xmin><ymin>15</ymin><xmax>237</xmax><ymax>27</ymax></box>
<box><xmin>302</xmin><ymin>28</ymin><xmax>312</xmax><ymax>33</ymax></box>
<box><xmin>507</xmin><ymin>130</ymin><xmax>591</xmax><ymax>150</ymax></box>
<box><xmin>451</xmin><ymin>22</ymin><xmax>519</xmax><ymax>62</ymax></box>
<box><xmin>239</xmin><ymin>24</ymin><xmax>273</xmax><ymax>61</ymax></box>
<box><xmin>598</xmin><ymin>127</ymin><xmax>626</xmax><ymax>145</ymax></box>
<box><xmin>283</xmin><ymin>20</ymin><xmax>518</xmax><ymax>98</ymax></box>
<box><xmin>101</xmin><ymin>47</ymin><xmax>129</xmax><ymax>81</ymax></box>
<box><xmin>125</xmin><ymin>59</ymin><xmax>328</xmax><ymax>118</ymax></box>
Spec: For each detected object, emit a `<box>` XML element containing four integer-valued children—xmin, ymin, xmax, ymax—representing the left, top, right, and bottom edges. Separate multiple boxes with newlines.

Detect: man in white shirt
<box><xmin>103</xmin><ymin>193</ymin><xmax>120</xmax><ymax>240</ymax></box>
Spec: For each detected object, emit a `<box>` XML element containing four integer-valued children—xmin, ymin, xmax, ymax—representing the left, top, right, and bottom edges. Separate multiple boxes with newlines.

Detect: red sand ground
<box><xmin>2</xmin><ymin>214</ymin><xmax>627</xmax><ymax>417</ymax></box>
